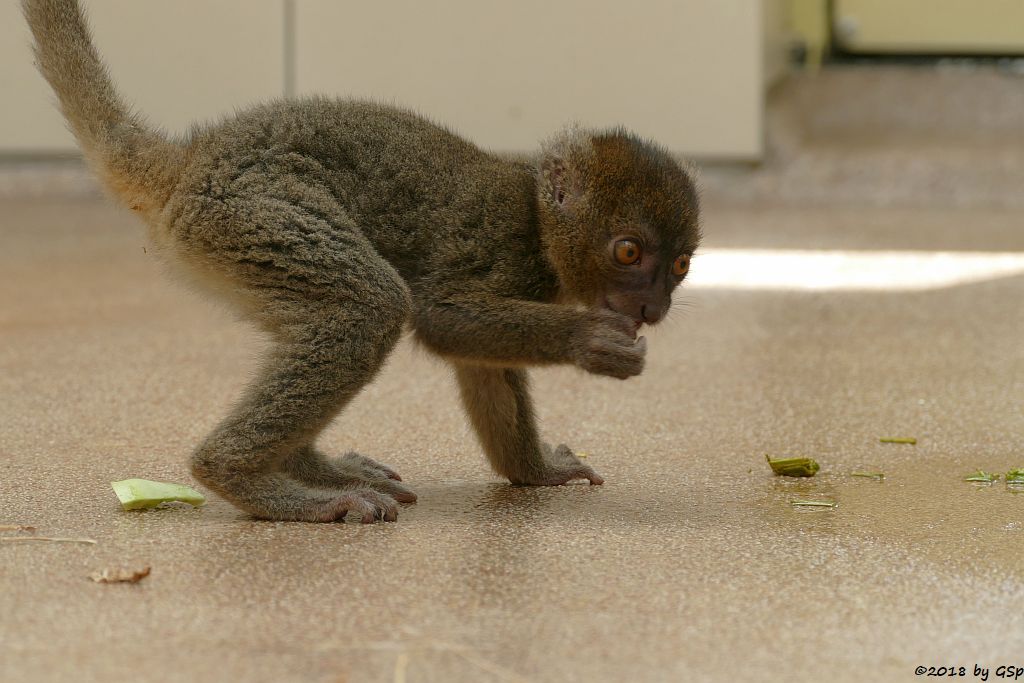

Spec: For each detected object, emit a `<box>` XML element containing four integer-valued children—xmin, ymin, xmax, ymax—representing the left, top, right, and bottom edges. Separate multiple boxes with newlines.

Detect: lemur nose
<box><xmin>641</xmin><ymin>305</ymin><xmax>660</xmax><ymax>324</ymax></box>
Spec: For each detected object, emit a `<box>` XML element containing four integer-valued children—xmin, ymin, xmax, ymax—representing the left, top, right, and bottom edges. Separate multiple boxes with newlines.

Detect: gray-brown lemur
<box><xmin>23</xmin><ymin>0</ymin><xmax>701</xmax><ymax>522</ymax></box>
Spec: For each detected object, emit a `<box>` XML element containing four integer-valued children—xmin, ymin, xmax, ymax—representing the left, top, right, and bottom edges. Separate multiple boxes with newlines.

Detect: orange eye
<box><xmin>613</xmin><ymin>239</ymin><xmax>642</xmax><ymax>265</ymax></box>
<box><xmin>673</xmin><ymin>254</ymin><xmax>691</xmax><ymax>277</ymax></box>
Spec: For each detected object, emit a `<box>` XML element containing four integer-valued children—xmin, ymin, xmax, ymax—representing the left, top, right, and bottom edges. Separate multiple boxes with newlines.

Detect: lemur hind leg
<box><xmin>182</xmin><ymin>181</ymin><xmax>413</xmax><ymax>522</ymax></box>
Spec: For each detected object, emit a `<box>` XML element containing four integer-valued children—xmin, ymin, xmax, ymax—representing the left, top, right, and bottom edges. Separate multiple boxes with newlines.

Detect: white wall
<box><xmin>0</xmin><ymin>1</ymin><xmax>784</xmax><ymax>159</ymax></box>
<box><xmin>0</xmin><ymin>0</ymin><xmax>283</xmax><ymax>152</ymax></box>
<box><xmin>296</xmin><ymin>0</ymin><xmax>767</xmax><ymax>158</ymax></box>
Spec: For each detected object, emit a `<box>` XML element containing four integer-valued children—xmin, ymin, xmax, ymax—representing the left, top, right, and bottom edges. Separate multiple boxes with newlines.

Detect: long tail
<box><xmin>21</xmin><ymin>0</ymin><xmax>186</xmax><ymax>211</ymax></box>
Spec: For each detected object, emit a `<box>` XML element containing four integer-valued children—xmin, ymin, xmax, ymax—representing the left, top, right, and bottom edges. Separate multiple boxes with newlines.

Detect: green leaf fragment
<box><xmin>111</xmin><ymin>479</ymin><xmax>205</xmax><ymax>511</ymax></box>
<box><xmin>765</xmin><ymin>455</ymin><xmax>820</xmax><ymax>477</ymax></box>
<box><xmin>963</xmin><ymin>470</ymin><xmax>999</xmax><ymax>483</ymax></box>
<box><xmin>790</xmin><ymin>499</ymin><xmax>837</xmax><ymax>508</ymax></box>
<box><xmin>851</xmin><ymin>471</ymin><xmax>885</xmax><ymax>480</ymax></box>
<box><xmin>879</xmin><ymin>437</ymin><xmax>917</xmax><ymax>445</ymax></box>
<box><xmin>1005</xmin><ymin>469</ymin><xmax>1024</xmax><ymax>484</ymax></box>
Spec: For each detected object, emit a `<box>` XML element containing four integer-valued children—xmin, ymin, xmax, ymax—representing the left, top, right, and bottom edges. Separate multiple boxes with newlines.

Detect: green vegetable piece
<box><xmin>963</xmin><ymin>470</ymin><xmax>999</xmax><ymax>483</ymax></box>
<box><xmin>790</xmin><ymin>499</ymin><xmax>837</xmax><ymax>508</ymax></box>
<box><xmin>879</xmin><ymin>437</ymin><xmax>916</xmax><ymax>445</ymax></box>
<box><xmin>851</xmin><ymin>471</ymin><xmax>885</xmax><ymax>480</ymax></box>
<box><xmin>766</xmin><ymin>455</ymin><xmax>820</xmax><ymax>477</ymax></box>
<box><xmin>111</xmin><ymin>479</ymin><xmax>205</xmax><ymax>510</ymax></box>
<box><xmin>1005</xmin><ymin>469</ymin><xmax>1024</xmax><ymax>484</ymax></box>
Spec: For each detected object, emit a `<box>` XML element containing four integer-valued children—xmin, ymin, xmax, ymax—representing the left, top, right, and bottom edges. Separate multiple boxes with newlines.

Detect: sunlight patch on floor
<box><xmin>689</xmin><ymin>249</ymin><xmax>1024</xmax><ymax>291</ymax></box>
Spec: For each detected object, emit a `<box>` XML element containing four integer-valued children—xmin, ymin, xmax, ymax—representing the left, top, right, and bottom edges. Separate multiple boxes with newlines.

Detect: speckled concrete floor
<box><xmin>2</xmin><ymin>194</ymin><xmax>1023</xmax><ymax>683</ymax></box>
<box><xmin>6</xmin><ymin>60</ymin><xmax>1024</xmax><ymax>683</ymax></box>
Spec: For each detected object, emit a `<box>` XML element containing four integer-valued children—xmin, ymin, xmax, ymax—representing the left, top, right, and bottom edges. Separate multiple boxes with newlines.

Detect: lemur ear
<box><xmin>540</xmin><ymin>126</ymin><xmax>589</xmax><ymax>212</ymax></box>
<box><xmin>540</xmin><ymin>155</ymin><xmax>580</xmax><ymax>211</ymax></box>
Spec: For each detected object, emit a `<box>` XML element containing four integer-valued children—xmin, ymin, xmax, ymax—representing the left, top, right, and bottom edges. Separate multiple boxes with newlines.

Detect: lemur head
<box><xmin>537</xmin><ymin>127</ymin><xmax>701</xmax><ymax>326</ymax></box>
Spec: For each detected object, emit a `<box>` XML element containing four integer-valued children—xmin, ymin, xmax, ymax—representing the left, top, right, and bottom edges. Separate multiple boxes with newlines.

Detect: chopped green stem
<box><xmin>880</xmin><ymin>437</ymin><xmax>917</xmax><ymax>445</ymax></box>
<box><xmin>766</xmin><ymin>455</ymin><xmax>820</xmax><ymax>477</ymax></box>
<box><xmin>964</xmin><ymin>470</ymin><xmax>999</xmax><ymax>483</ymax></box>
<box><xmin>111</xmin><ymin>479</ymin><xmax>205</xmax><ymax>510</ymax></box>
<box><xmin>790</xmin><ymin>499</ymin><xmax>837</xmax><ymax>508</ymax></box>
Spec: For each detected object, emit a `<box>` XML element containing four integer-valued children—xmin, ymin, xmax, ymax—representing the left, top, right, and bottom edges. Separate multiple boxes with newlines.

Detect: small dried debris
<box><xmin>0</xmin><ymin>524</ymin><xmax>36</xmax><ymax>532</ymax></box>
<box><xmin>90</xmin><ymin>566</ymin><xmax>152</xmax><ymax>584</ymax></box>
<box><xmin>0</xmin><ymin>536</ymin><xmax>97</xmax><ymax>544</ymax></box>
<box><xmin>851</xmin><ymin>472</ymin><xmax>885</xmax><ymax>480</ymax></box>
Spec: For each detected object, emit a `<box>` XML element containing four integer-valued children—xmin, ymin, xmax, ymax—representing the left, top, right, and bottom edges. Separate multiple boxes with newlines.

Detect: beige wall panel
<box><xmin>0</xmin><ymin>1</ymin><xmax>73</xmax><ymax>152</ymax></box>
<box><xmin>294</xmin><ymin>0</ymin><xmax>765</xmax><ymax>159</ymax></box>
<box><xmin>0</xmin><ymin>0</ymin><xmax>284</xmax><ymax>153</ymax></box>
<box><xmin>835</xmin><ymin>0</ymin><xmax>1024</xmax><ymax>53</ymax></box>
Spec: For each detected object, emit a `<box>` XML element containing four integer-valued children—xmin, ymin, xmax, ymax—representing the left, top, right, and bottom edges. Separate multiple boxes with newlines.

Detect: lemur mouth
<box><xmin>601</xmin><ymin>298</ymin><xmax>644</xmax><ymax>330</ymax></box>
